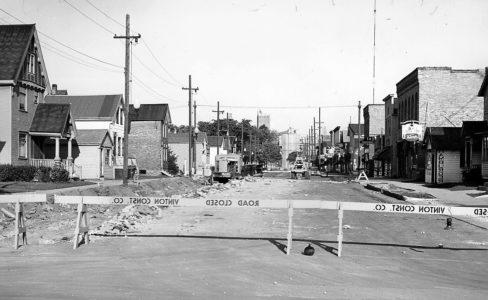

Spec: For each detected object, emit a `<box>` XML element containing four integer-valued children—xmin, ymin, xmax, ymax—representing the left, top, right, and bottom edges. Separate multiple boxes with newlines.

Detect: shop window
<box><xmin>483</xmin><ymin>137</ymin><xmax>488</xmax><ymax>162</ymax></box>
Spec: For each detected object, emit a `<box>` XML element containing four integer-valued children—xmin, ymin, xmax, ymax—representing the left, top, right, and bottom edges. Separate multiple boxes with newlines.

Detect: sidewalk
<box><xmin>365</xmin><ymin>179</ymin><xmax>488</xmax><ymax>207</ymax></box>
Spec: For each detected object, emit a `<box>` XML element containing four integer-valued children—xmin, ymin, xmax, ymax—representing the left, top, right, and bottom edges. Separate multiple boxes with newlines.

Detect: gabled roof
<box><xmin>478</xmin><ymin>67</ymin><xmax>488</xmax><ymax>96</ymax></box>
<box><xmin>424</xmin><ymin>127</ymin><xmax>463</xmax><ymax>150</ymax></box>
<box><xmin>0</xmin><ymin>24</ymin><xmax>35</xmax><ymax>81</ymax></box>
<box><xmin>461</xmin><ymin>121</ymin><xmax>488</xmax><ymax>136</ymax></box>
<box><xmin>30</xmin><ymin>103</ymin><xmax>71</xmax><ymax>136</ymax></box>
<box><xmin>45</xmin><ymin>94</ymin><xmax>122</xmax><ymax>120</ymax></box>
<box><xmin>129</xmin><ymin>104</ymin><xmax>171</xmax><ymax>122</ymax></box>
<box><xmin>348</xmin><ymin>124</ymin><xmax>364</xmax><ymax>135</ymax></box>
<box><xmin>207</xmin><ymin>136</ymin><xmax>224</xmax><ymax>147</ymax></box>
<box><xmin>75</xmin><ymin>130</ymin><xmax>113</xmax><ymax>147</ymax></box>
<box><xmin>168</xmin><ymin>132</ymin><xmax>207</xmax><ymax>144</ymax></box>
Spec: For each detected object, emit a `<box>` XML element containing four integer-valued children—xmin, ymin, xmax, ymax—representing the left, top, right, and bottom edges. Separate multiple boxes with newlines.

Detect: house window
<box><xmin>483</xmin><ymin>137</ymin><xmax>488</xmax><ymax>162</ymax></box>
<box><xmin>18</xmin><ymin>89</ymin><xmax>27</xmax><ymax>111</ymax></box>
<box><xmin>118</xmin><ymin>137</ymin><xmax>122</xmax><ymax>156</ymax></box>
<box><xmin>18</xmin><ymin>132</ymin><xmax>27</xmax><ymax>158</ymax></box>
<box><xmin>28</xmin><ymin>54</ymin><xmax>36</xmax><ymax>74</ymax></box>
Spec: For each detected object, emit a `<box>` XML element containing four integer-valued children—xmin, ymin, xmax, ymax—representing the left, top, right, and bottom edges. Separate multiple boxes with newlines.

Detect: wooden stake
<box><xmin>14</xmin><ymin>201</ymin><xmax>27</xmax><ymax>249</ymax></box>
<box><xmin>286</xmin><ymin>201</ymin><xmax>294</xmax><ymax>255</ymax></box>
<box><xmin>337</xmin><ymin>203</ymin><xmax>344</xmax><ymax>257</ymax></box>
<box><xmin>73</xmin><ymin>201</ymin><xmax>89</xmax><ymax>249</ymax></box>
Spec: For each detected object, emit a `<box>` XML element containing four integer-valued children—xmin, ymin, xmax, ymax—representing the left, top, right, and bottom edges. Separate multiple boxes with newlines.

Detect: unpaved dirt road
<box><xmin>1</xmin><ymin>176</ymin><xmax>487</xmax><ymax>299</ymax></box>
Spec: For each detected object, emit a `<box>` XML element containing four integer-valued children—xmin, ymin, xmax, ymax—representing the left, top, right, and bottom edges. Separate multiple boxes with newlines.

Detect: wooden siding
<box><xmin>435</xmin><ymin>150</ymin><xmax>462</xmax><ymax>184</ymax></box>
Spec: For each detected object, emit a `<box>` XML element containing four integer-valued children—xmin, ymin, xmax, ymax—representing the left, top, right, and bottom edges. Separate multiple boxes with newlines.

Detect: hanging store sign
<box><xmin>401</xmin><ymin>121</ymin><xmax>423</xmax><ymax>142</ymax></box>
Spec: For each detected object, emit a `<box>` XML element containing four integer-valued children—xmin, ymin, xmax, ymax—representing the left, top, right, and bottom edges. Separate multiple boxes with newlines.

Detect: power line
<box><xmin>141</xmin><ymin>39</ymin><xmax>181</xmax><ymax>85</ymax></box>
<box><xmin>63</xmin><ymin>0</ymin><xmax>114</xmax><ymax>35</ymax></box>
<box><xmin>132</xmin><ymin>74</ymin><xmax>180</xmax><ymax>103</ymax></box>
<box><xmin>85</xmin><ymin>0</ymin><xmax>125</xmax><ymax>28</ymax></box>
<box><xmin>61</xmin><ymin>2</ymin><xmax>180</xmax><ymax>89</ymax></box>
<box><xmin>197</xmin><ymin>104</ymin><xmax>358</xmax><ymax>109</ymax></box>
<box><xmin>0</xmin><ymin>8</ymin><xmax>123</xmax><ymax>69</ymax></box>
<box><xmin>132</xmin><ymin>52</ymin><xmax>178</xmax><ymax>86</ymax></box>
<box><xmin>41</xmin><ymin>42</ymin><xmax>122</xmax><ymax>74</ymax></box>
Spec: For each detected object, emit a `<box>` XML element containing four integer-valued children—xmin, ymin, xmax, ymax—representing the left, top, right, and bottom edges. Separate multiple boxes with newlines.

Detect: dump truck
<box><xmin>213</xmin><ymin>154</ymin><xmax>243</xmax><ymax>183</ymax></box>
<box><xmin>290</xmin><ymin>156</ymin><xmax>310</xmax><ymax>179</ymax></box>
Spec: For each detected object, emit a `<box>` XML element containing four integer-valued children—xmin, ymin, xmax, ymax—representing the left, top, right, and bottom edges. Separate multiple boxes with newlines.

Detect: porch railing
<box><xmin>29</xmin><ymin>159</ymin><xmax>67</xmax><ymax>170</ymax></box>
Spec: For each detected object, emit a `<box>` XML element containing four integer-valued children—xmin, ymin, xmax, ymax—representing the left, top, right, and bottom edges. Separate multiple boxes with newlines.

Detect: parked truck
<box><xmin>213</xmin><ymin>154</ymin><xmax>243</xmax><ymax>183</ymax></box>
<box><xmin>290</xmin><ymin>156</ymin><xmax>310</xmax><ymax>179</ymax></box>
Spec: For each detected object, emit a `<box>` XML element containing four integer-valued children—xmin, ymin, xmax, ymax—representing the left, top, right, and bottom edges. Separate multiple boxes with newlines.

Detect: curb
<box><xmin>365</xmin><ymin>183</ymin><xmax>406</xmax><ymax>201</ymax></box>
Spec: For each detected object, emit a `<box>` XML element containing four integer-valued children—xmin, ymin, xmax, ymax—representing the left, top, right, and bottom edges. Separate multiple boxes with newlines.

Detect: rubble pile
<box><xmin>93</xmin><ymin>205</ymin><xmax>160</xmax><ymax>235</ymax></box>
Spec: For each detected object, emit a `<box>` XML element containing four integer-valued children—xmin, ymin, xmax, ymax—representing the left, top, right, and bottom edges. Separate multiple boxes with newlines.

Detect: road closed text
<box><xmin>205</xmin><ymin>199</ymin><xmax>260</xmax><ymax>207</ymax></box>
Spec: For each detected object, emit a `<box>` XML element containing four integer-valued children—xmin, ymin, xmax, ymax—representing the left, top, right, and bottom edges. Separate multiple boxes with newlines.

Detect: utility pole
<box><xmin>249</xmin><ymin>130</ymin><xmax>253</xmax><ymax>164</ymax></box>
<box><xmin>318</xmin><ymin>107</ymin><xmax>322</xmax><ymax>154</ymax></box>
<box><xmin>182</xmin><ymin>75</ymin><xmax>198</xmax><ymax>177</ymax></box>
<box><xmin>114</xmin><ymin>14</ymin><xmax>140</xmax><ymax>186</ymax></box>
<box><xmin>241</xmin><ymin>122</ymin><xmax>244</xmax><ymax>153</ymax></box>
<box><xmin>226</xmin><ymin>113</ymin><xmax>230</xmax><ymax>136</ymax></box>
<box><xmin>313</xmin><ymin>118</ymin><xmax>316</xmax><ymax>158</ymax></box>
<box><xmin>357</xmin><ymin>100</ymin><xmax>362</xmax><ymax>172</ymax></box>
<box><xmin>212</xmin><ymin>101</ymin><xmax>224</xmax><ymax>155</ymax></box>
<box><xmin>193</xmin><ymin>100</ymin><xmax>197</xmax><ymax>172</ymax></box>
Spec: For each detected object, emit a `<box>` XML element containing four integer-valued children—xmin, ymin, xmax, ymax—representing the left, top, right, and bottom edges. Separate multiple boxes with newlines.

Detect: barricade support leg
<box><xmin>14</xmin><ymin>201</ymin><xmax>27</xmax><ymax>249</ymax></box>
<box><xmin>286</xmin><ymin>201</ymin><xmax>294</xmax><ymax>255</ymax></box>
<box><xmin>337</xmin><ymin>203</ymin><xmax>343</xmax><ymax>257</ymax></box>
<box><xmin>73</xmin><ymin>202</ymin><xmax>89</xmax><ymax>249</ymax></box>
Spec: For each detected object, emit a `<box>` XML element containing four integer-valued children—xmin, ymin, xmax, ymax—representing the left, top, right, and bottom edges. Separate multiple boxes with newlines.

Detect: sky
<box><xmin>1</xmin><ymin>0</ymin><xmax>488</xmax><ymax>137</ymax></box>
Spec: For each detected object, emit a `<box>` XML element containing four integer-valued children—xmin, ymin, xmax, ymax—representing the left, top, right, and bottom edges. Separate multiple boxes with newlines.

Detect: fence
<box><xmin>54</xmin><ymin>196</ymin><xmax>488</xmax><ymax>254</ymax></box>
<box><xmin>0</xmin><ymin>194</ymin><xmax>47</xmax><ymax>249</ymax></box>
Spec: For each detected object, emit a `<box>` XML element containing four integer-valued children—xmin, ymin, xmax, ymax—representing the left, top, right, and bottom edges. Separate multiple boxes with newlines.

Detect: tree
<box><xmin>164</xmin><ymin>148</ymin><xmax>179</xmax><ymax>175</ymax></box>
<box><xmin>287</xmin><ymin>151</ymin><xmax>298</xmax><ymax>162</ymax></box>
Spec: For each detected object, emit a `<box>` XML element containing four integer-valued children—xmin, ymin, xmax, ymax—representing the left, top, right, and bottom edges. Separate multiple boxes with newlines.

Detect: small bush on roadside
<box><xmin>50</xmin><ymin>167</ymin><xmax>70</xmax><ymax>182</ymax></box>
<box><xmin>0</xmin><ymin>164</ymin><xmax>36</xmax><ymax>181</ymax></box>
<box><xmin>34</xmin><ymin>166</ymin><xmax>52</xmax><ymax>182</ymax></box>
<box><xmin>164</xmin><ymin>148</ymin><xmax>179</xmax><ymax>175</ymax></box>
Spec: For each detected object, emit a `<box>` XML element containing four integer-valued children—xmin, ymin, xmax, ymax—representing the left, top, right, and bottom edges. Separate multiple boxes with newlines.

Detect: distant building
<box><xmin>257</xmin><ymin>112</ymin><xmax>270</xmax><ymax>129</ymax></box>
<box><xmin>363</xmin><ymin>104</ymin><xmax>385</xmax><ymax>176</ymax></box>
<box><xmin>395</xmin><ymin>67</ymin><xmax>485</xmax><ymax>180</ymax></box>
<box><xmin>379</xmin><ymin>94</ymin><xmax>399</xmax><ymax>177</ymax></box>
<box><xmin>168</xmin><ymin>132</ymin><xmax>207</xmax><ymax>175</ymax></box>
<box><xmin>278</xmin><ymin>127</ymin><xmax>300</xmax><ymax>169</ymax></box>
<box><xmin>129</xmin><ymin>104</ymin><xmax>171</xmax><ymax>176</ymax></box>
<box><xmin>347</xmin><ymin>123</ymin><xmax>364</xmax><ymax>171</ymax></box>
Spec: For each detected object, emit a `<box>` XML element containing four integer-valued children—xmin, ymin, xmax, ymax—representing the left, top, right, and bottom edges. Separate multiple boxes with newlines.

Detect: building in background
<box><xmin>257</xmin><ymin>111</ymin><xmax>271</xmax><ymax>129</ymax></box>
<box><xmin>278</xmin><ymin>127</ymin><xmax>300</xmax><ymax>169</ymax></box>
<box><xmin>347</xmin><ymin>123</ymin><xmax>364</xmax><ymax>171</ymax></box>
<box><xmin>378</xmin><ymin>94</ymin><xmax>399</xmax><ymax>177</ymax></box>
<box><xmin>396</xmin><ymin>67</ymin><xmax>485</xmax><ymax>180</ymax></box>
<box><xmin>363</xmin><ymin>104</ymin><xmax>385</xmax><ymax>176</ymax></box>
<box><xmin>129</xmin><ymin>104</ymin><xmax>171</xmax><ymax>176</ymax></box>
<box><xmin>46</xmin><ymin>94</ymin><xmax>125</xmax><ymax>179</ymax></box>
<box><xmin>168</xmin><ymin>132</ymin><xmax>207</xmax><ymax>175</ymax></box>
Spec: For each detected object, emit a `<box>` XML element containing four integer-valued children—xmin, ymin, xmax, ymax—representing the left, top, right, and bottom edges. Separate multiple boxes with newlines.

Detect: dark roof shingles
<box><xmin>129</xmin><ymin>104</ymin><xmax>169</xmax><ymax>121</ymax></box>
<box><xmin>0</xmin><ymin>24</ymin><xmax>35</xmax><ymax>80</ymax></box>
<box><xmin>45</xmin><ymin>95</ymin><xmax>122</xmax><ymax>120</ymax></box>
<box><xmin>30</xmin><ymin>103</ymin><xmax>70</xmax><ymax>134</ymax></box>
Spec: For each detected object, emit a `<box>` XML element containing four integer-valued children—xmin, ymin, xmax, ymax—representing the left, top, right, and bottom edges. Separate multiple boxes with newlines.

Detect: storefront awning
<box><xmin>373</xmin><ymin>146</ymin><xmax>391</xmax><ymax>161</ymax></box>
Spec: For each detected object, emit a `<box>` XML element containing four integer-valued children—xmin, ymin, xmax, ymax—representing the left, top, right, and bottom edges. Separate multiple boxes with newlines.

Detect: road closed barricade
<box><xmin>0</xmin><ymin>194</ymin><xmax>47</xmax><ymax>249</ymax></box>
<box><xmin>54</xmin><ymin>195</ymin><xmax>488</xmax><ymax>255</ymax></box>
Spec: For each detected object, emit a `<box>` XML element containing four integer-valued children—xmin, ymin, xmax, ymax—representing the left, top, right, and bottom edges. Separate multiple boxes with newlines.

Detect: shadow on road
<box><xmin>90</xmin><ymin>233</ymin><xmax>488</xmax><ymax>255</ymax></box>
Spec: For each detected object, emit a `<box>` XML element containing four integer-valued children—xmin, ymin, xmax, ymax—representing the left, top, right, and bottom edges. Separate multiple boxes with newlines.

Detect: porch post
<box><xmin>67</xmin><ymin>138</ymin><xmax>73</xmax><ymax>176</ymax></box>
<box><xmin>54</xmin><ymin>137</ymin><xmax>61</xmax><ymax>162</ymax></box>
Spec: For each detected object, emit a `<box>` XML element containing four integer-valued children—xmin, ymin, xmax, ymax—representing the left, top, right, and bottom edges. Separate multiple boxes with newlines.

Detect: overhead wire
<box><xmin>0</xmin><ymin>8</ymin><xmax>123</xmax><ymax>69</ymax></box>
<box><xmin>85</xmin><ymin>0</ymin><xmax>125</xmax><ymax>28</ymax></box>
<box><xmin>63</xmin><ymin>0</ymin><xmax>114</xmax><ymax>35</ymax></box>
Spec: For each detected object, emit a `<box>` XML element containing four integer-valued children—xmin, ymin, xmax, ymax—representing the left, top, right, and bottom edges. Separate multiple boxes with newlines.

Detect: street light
<box><xmin>192</xmin><ymin>127</ymin><xmax>199</xmax><ymax>176</ymax></box>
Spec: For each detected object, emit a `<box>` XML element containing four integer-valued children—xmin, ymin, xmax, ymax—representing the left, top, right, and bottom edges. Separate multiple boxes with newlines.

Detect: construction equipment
<box><xmin>290</xmin><ymin>156</ymin><xmax>310</xmax><ymax>179</ymax></box>
<box><xmin>213</xmin><ymin>154</ymin><xmax>243</xmax><ymax>183</ymax></box>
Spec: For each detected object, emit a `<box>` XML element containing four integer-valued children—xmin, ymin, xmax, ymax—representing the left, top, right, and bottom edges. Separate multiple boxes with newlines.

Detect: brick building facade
<box><xmin>396</xmin><ymin>67</ymin><xmax>485</xmax><ymax>179</ymax></box>
<box><xmin>129</xmin><ymin>104</ymin><xmax>171</xmax><ymax>176</ymax></box>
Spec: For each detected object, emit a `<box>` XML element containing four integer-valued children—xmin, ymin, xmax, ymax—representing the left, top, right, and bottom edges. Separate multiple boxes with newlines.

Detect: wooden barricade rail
<box><xmin>54</xmin><ymin>195</ymin><xmax>488</xmax><ymax>255</ymax></box>
<box><xmin>0</xmin><ymin>194</ymin><xmax>47</xmax><ymax>249</ymax></box>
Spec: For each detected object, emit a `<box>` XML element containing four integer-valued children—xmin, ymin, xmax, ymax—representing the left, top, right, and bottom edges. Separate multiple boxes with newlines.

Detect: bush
<box><xmin>34</xmin><ymin>166</ymin><xmax>52</xmax><ymax>182</ymax></box>
<box><xmin>0</xmin><ymin>164</ymin><xmax>36</xmax><ymax>181</ymax></box>
<box><xmin>164</xmin><ymin>148</ymin><xmax>180</xmax><ymax>175</ymax></box>
<box><xmin>49</xmin><ymin>167</ymin><xmax>70</xmax><ymax>182</ymax></box>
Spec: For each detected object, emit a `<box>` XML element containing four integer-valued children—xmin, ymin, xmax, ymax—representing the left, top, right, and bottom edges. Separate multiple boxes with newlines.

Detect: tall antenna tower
<box><xmin>372</xmin><ymin>0</ymin><xmax>377</xmax><ymax>104</ymax></box>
